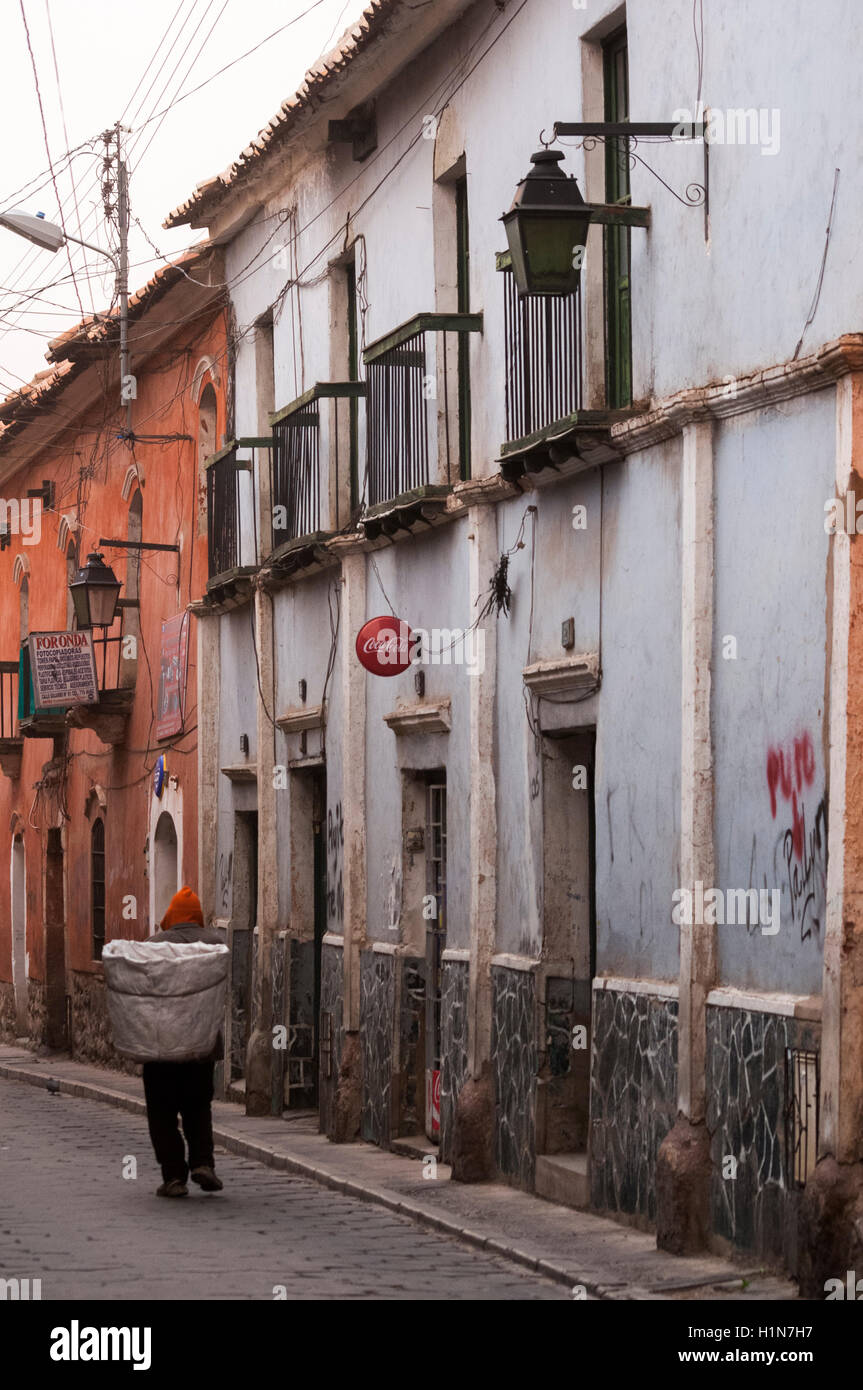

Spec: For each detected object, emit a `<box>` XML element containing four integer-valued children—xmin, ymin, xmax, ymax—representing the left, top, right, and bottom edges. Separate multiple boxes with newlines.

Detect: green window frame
<box><xmin>346</xmin><ymin>257</ymin><xmax>360</xmax><ymax>513</ymax></box>
<box><xmin>456</xmin><ymin>176</ymin><xmax>471</xmax><ymax>480</ymax></box>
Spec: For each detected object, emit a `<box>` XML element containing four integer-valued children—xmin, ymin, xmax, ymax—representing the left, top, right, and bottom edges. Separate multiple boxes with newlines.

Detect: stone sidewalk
<box><xmin>0</xmin><ymin>1043</ymin><xmax>797</xmax><ymax>1300</ymax></box>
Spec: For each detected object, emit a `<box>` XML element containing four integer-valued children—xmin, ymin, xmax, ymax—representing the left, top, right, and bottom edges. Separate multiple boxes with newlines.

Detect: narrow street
<box><xmin>0</xmin><ymin>1078</ymin><xmax>565</xmax><ymax>1300</ymax></box>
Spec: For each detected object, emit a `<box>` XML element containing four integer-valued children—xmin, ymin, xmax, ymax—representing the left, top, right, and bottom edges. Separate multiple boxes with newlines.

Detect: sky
<box><xmin>0</xmin><ymin>0</ymin><xmax>372</xmax><ymax>394</ymax></box>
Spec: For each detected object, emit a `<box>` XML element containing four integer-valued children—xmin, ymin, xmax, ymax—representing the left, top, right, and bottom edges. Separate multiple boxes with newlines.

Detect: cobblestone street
<box><xmin>0</xmin><ymin>1078</ymin><xmax>566</xmax><ymax>1300</ymax></box>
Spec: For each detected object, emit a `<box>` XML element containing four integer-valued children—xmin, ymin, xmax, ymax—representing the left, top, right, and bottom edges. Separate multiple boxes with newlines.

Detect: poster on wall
<box><xmin>28</xmin><ymin>630</ymin><xmax>98</xmax><ymax>708</ymax></box>
<box><xmin>156</xmin><ymin>614</ymin><xmax>190</xmax><ymax>740</ymax></box>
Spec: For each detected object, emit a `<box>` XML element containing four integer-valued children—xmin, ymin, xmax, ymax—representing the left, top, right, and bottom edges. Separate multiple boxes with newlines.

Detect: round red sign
<box><xmin>355</xmin><ymin>615</ymin><xmax>413</xmax><ymax>676</ymax></box>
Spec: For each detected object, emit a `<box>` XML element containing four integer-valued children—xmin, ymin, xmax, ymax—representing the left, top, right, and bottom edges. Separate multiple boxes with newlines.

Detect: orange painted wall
<box><xmin>0</xmin><ymin>308</ymin><xmax>227</xmax><ymax>1003</ymax></box>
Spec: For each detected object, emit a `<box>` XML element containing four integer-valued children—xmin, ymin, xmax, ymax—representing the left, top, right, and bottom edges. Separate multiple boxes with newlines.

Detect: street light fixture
<box><xmin>501</xmin><ymin>149</ymin><xmax>593</xmax><ymax>297</ymax></box>
<box><xmin>0</xmin><ymin>183</ymin><xmax>131</xmax><ymax>435</ymax></box>
<box><xmin>69</xmin><ymin>552</ymin><xmax>122</xmax><ymax>630</ymax></box>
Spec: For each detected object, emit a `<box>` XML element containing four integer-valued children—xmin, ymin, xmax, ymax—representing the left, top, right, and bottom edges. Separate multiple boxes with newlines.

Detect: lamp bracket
<box><xmin>98</xmin><ymin>538</ymin><xmax>180</xmax><ymax>553</ymax></box>
<box><xmin>553</xmin><ymin>119</ymin><xmax>709</xmax><ymax>239</ymax></box>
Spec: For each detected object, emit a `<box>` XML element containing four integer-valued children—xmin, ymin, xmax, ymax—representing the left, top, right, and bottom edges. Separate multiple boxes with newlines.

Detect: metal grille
<box><xmin>0</xmin><ymin>660</ymin><xmax>18</xmax><ymax>738</ymax></box>
<box><xmin>272</xmin><ymin>407</ymin><xmax>321</xmax><ymax>546</ymax></box>
<box><xmin>91</xmin><ymin>818</ymin><xmax>105</xmax><ymax>961</ymax></box>
<box><xmin>366</xmin><ymin>330</ymin><xmax>429</xmax><ymax>506</ymax></box>
<box><xmin>207</xmin><ymin>448</ymin><xmax>242</xmax><ymax>579</ymax></box>
<box><xmin>502</xmin><ymin>266</ymin><xmax>582</xmax><ymax>442</ymax></box>
<box><xmin>320</xmin><ymin>1010</ymin><xmax>333</xmax><ymax>1080</ymax></box>
<box><xmin>784</xmin><ymin>1047</ymin><xmax>819</xmax><ymax>1188</ymax></box>
<box><xmin>425</xmin><ymin>780</ymin><xmax>447</xmax><ymax>1075</ymax></box>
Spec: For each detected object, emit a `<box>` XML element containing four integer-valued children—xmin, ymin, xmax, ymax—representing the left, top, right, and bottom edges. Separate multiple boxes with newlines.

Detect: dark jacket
<box><xmin>149</xmin><ymin>920</ymin><xmax>227</xmax><ymax>1061</ymax></box>
<box><xmin>151</xmin><ymin>921</ymin><xmax>227</xmax><ymax>947</ymax></box>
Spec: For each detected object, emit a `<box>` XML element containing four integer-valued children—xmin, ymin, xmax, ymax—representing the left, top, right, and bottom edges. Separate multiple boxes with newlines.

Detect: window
<box><xmin>603</xmin><ymin>26</ymin><xmax>631</xmax><ymax>407</ymax></box>
<box><xmin>91</xmin><ymin>818</ymin><xmax>105</xmax><ymax>960</ymax></box>
<box><xmin>198</xmin><ymin>383</ymin><xmax>218</xmax><ymax>535</ymax></box>
<box><xmin>119</xmin><ymin>491</ymin><xmax>141</xmax><ymax>687</ymax></box>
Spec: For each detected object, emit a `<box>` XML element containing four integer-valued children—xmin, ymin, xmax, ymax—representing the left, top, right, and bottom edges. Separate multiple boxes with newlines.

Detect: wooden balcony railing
<box><xmin>206</xmin><ymin>444</ymin><xmax>250</xmax><ymax>581</ymax></box>
<box><xmin>498</xmin><ymin>251</ymin><xmax>583</xmax><ymax>447</ymax></box>
<box><xmin>362</xmin><ymin>312</ymin><xmax>482</xmax><ymax>509</ymax></box>
<box><xmin>269</xmin><ymin>382</ymin><xmax>366</xmax><ymax>549</ymax></box>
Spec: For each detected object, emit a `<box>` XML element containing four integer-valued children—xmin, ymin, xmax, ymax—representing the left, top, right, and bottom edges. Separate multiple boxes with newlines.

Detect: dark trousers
<box><xmin>142</xmin><ymin>1060</ymin><xmax>215</xmax><ymax>1183</ymax></box>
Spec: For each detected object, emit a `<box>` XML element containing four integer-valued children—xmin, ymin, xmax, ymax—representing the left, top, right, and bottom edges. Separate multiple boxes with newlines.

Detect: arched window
<box><xmin>65</xmin><ymin>540</ymin><xmax>78</xmax><ymax>630</ymax></box>
<box><xmin>198</xmin><ymin>384</ymin><xmax>217</xmax><ymax>534</ymax></box>
<box><xmin>19</xmin><ymin>575</ymin><xmax>29</xmax><ymax>645</ymax></box>
<box><xmin>127</xmin><ymin>488</ymin><xmax>142</xmax><ymax>602</ymax></box>
<box><xmin>119</xmin><ymin>490</ymin><xmax>142</xmax><ymax>689</ymax></box>
<box><xmin>91</xmin><ymin>818</ymin><xmax>105</xmax><ymax>960</ymax></box>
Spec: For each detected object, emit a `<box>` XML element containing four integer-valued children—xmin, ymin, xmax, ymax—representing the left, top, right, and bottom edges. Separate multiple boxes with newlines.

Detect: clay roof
<box><xmin>44</xmin><ymin>245</ymin><xmax>218</xmax><ymax>363</ymax></box>
<box><xmin>0</xmin><ymin>245</ymin><xmax>221</xmax><ymax>449</ymax></box>
<box><xmin>164</xmin><ymin>0</ymin><xmax>464</xmax><ymax>230</ymax></box>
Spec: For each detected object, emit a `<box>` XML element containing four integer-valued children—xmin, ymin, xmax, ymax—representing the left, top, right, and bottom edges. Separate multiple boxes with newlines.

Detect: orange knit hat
<box><xmin>161</xmin><ymin>886</ymin><xmax>204</xmax><ymax>930</ymax></box>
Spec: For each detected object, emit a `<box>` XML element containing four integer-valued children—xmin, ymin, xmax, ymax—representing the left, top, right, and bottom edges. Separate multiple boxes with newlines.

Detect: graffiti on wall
<box><xmin>327</xmin><ymin>801</ymin><xmax>344</xmax><ymax>926</ymax></box>
<box><xmin>762</xmin><ymin>730</ymin><xmax>827</xmax><ymax>942</ymax></box>
<box><xmin>217</xmin><ymin>850</ymin><xmax>232</xmax><ymax>915</ymax></box>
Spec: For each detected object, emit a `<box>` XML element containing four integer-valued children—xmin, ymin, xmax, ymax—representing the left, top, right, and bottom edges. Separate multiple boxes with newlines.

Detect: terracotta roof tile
<box><xmin>164</xmin><ymin>0</ymin><xmax>405</xmax><ymax>229</ymax></box>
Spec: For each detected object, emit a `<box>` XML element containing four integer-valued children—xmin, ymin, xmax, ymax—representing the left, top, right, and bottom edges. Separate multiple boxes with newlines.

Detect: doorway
<box><xmin>153</xmin><ymin>811</ymin><xmax>178</xmax><ymax>926</ymax></box>
<box><xmin>229</xmin><ymin>810</ymin><xmax>258</xmax><ymax>1083</ymax></box>
<box><xmin>424</xmin><ymin>773</ymin><xmax>447</xmax><ymax>1141</ymax></box>
<box><xmin>537</xmin><ymin>730</ymin><xmax>596</xmax><ymax>1168</ymax></box>
<box><xmin>287</xmin><ymin>767</ymin><xmax>327</xmax><ymax>1110</ymax></box>
<box><xmin>44</xmin><ymin>827</ymin><xmax>67</xmax><ymax>1050</ymax></box>
<box><xmin>11</xmin><ymin>835</ymin><xmax>27</xmax><ymax>1034</ymax></box>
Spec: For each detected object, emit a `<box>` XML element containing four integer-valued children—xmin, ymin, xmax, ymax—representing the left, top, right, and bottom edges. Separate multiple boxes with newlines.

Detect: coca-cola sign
<box><xmin>355</xmin><ymin>616</ymin><xmax>413</xmax><ymax>676</ymax></box>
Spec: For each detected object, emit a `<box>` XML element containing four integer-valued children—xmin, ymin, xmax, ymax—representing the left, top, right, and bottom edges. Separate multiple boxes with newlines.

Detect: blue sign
<box><xmin>153</xmin><ymin>755</ymin><xmax>166</xmax><ymax>800</ymax></box>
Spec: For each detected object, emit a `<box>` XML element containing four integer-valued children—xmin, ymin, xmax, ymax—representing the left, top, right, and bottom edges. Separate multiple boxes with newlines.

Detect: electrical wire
<box><xmin>18</xmin><ymin>0</ymin><xmax>87</xmax><ymax>319</ymax></box>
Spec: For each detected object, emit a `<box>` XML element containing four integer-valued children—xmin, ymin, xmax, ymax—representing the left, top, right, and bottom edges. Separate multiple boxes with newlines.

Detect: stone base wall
<box><xmin>319</xmin><ymin>942</ymin><xmax>344</xmax><ymax>1138</ymax></box>
<box><xmin>360</xmin><ymin>949</ymin><xmax>395</xmax><ymax>1147</ymax></box>
<box><xmin>70</xmin><ymin>971</ymin><xmax>128</xmax><ymax>1068</ymax></box>
<box><xmin>27</xmin><ymin>978</ymin><xmax>46</xmax><ymax>1046</ymax></box>
<box><xmin>590</xmin><ymin>987</ymin><xmax>678</xmax><ymax>1222</ymax></box>
<box><xmin>0</xmin><ymin>980</ymin><xmax>17</xmax><ymax>1041</ymax></box>
<box><xmin>440</xmin><ymin>958</ymin><xmax>469</xmax><ymax>1163</ymax></box>
<box><xmin>706</xmin><ymin>1005</ymin><xmax>820</xmax><ymax>1271</ymax></box>
<box><xmin>491</xmin><ymin>965</ymin><xmax>537</xmax><ymax>1189</ymax></box>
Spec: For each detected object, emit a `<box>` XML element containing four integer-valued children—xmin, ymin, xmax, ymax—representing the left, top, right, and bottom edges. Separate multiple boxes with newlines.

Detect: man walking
<box><xmin>142</xmin><ymin>887</ymin><xmax>226</xmax><ymax>1198</ymax></box>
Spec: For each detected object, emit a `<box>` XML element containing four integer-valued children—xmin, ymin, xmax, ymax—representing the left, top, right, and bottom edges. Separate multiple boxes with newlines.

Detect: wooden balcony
<box><xmin>362</xmin><ymin>311</ymin><xmax>482</xmax><ymax>520</ymax></box>
<box><xmin>269</xmin><ymin>381</ymin><xmax>366</xmax><ymax>555</ymax></box>
<box><xmin>495</xmin><ymin>248</ymin><xmax>634</xmax><ymax>484</ymax></box>
<box><xmin>206</xmin><ymin>444</ymin><xmax>257</xmax><ymax>596</ymax></box>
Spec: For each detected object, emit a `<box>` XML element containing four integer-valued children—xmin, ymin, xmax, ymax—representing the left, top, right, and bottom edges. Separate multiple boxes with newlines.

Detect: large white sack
<box><xmin>102</xmin><ymin>939</ymin><xmax>229</xmax><ymax>1063</ymax></box>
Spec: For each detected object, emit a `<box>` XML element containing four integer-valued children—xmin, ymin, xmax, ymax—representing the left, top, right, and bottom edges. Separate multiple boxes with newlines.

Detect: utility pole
<box><xmin>102</xmin><ymin>123</ymin><xmax>132</xmax><ymax>440</ymax></box>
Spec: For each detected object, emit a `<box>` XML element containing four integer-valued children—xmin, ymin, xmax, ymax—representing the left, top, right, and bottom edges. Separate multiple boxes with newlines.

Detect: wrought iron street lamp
<box><xmin>502</xmin><ymin>120</ymin><xmax>708</xmax><ymax>299</ymax></box>
<box><xmin>501</xmin><ymin>150</ymin><xmax>593</xmax><ymax>297</ymax></box>
<box><xmin>69</xmin><ymin>552</ymin><xmax>122</xmax><ymax>630</ymax></box>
